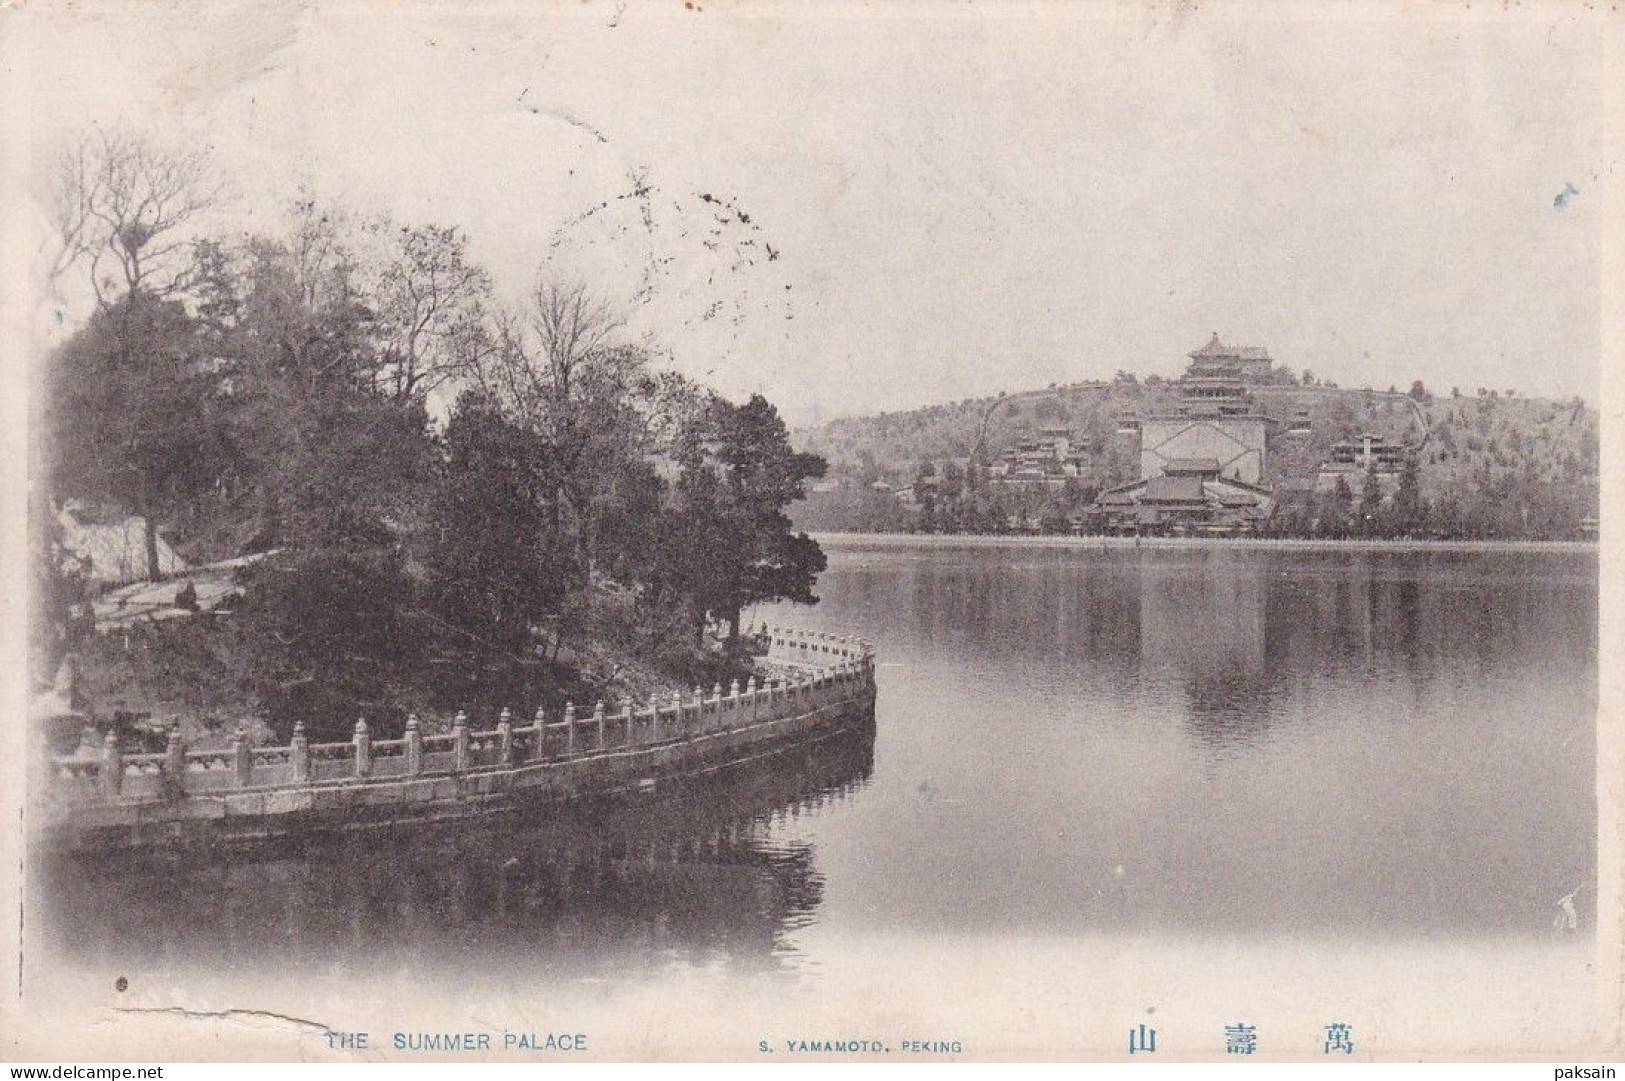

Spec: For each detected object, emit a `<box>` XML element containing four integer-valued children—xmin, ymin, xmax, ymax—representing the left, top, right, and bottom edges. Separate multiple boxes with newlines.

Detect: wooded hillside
<box><xmin>790</xmin><ymin>373</ymin><xmax>1598</xmax><ymax>538</ymax></box>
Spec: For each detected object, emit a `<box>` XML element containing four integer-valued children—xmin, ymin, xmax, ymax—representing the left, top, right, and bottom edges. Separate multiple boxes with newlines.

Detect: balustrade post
<box><xmin>353</xmin><ymin>719</ymin><xmax>371</xmax><ymax>778</ymax></box>
<box><xmin>164</xmin><ymin>726</ymin><xmax>185</xmax><ymax>796</ymax></box>
<box><xmin>453</xmin><ymin>710</ymin><xmax>470</xmax><ymax>772</ymax></box>
<box><xmin>291</xmin><ymin>721</ymin><xmax>310</xmax><ymax>782</ymax></box>
<box><xmin>234</xmin><ymin>725</ymin><xmax>253</xmax><ymax>787</ymax></box>
<box><xmin>498</xmin><ymin>708</ymin><xmax>514</xmax><ymax>766</ymax></box>
<box><xmin>670</xmin><ymin>690</ymin><xmax>683</xmax><ymax>738</ymax></box>
<box><xmin>746</xmin><ymin>676</ymin><xmax>759</xmax><ymax>722</ymax></box>
<box><xmin>617</xmin><ymin>706</ymin><xmax>633</xmax><ymax>748</ymax></box>
<box><xmin>564</xmin><ymin>702</ymin><xmax>577</xmax><ymax>756</ymax></box>
<box><xmin>405</xmin><ymin>714</ymin><xmax>423</xmax><ymax>776</ymax></box>
<box><xmin>647</xmin><ymin>696</ymin><xmax>661</xmax><ymax>744</ymax></box>
<box><xmin>593</xmin><ymin>701</ymin><xmax>606</xmax><ymax>749</ymax></box>
<box><xmin>533</xmin><ymin>707</ymin><xmax>546</xmax><ymax>759</ymax></box>
<box><xmin>101</xmin><ymin>730</ymin><xmax>122</xmax><ymax>798</ymax></box>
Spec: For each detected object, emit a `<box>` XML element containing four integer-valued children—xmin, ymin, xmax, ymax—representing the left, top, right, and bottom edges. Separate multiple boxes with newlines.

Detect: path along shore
<box><xmin>812</xmin><ymin>532</ymin><xmax>1599</xmax><ymax>555</ymax></box>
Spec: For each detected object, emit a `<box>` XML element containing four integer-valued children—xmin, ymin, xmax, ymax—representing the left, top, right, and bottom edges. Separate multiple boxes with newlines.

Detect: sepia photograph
<box><xmin>0</xmin><ymin>0</ymin><xmax>1619</xmax><ymax>1066</ymax></box>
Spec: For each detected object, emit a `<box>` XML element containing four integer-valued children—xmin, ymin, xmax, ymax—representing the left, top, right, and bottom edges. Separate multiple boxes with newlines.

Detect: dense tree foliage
<box><xmin>675</xmin><ymin>395</ymin><xmax>828</xmax><ymax>641</ymax></box>
<box><xmin>37</xmin><ymin>132</ymin><xmax>829</xmax><ymax>739</ymax></box>
<box><xmin>44</xmin><ymin>294</ymin><xmax>230</xmax><ymax>580</ymax></box>
<box><xmin>793</xmin><ymin>379</ymin><xmax>1598</xmax><ymax>540</ymax></box>
<box><xmin>419</xmin><ymin>390</ymin><xmax>572</xmax><ymax>708</ymax></box>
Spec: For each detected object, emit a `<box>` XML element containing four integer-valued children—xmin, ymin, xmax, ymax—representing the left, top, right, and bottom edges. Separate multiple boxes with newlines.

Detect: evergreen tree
<box><xmin>1330</xmin><ymin>475</ymin><xmax>1355</xmax><ymax>536</ymax></box>
<box><xmin>678</xmin><ymin>395</ymin><xmax>828</xmax><ymax>642</ymax></box>
<box><xmin>420</xmin><ymin>390</ymin><xmax>572</xmax><ymax>707</ymax></box>
<box><xmin>1359</xmin><ymin>469</ymin><xmax>1386</xmax><ymax>535</ymax></box>
<box><xmin>229</xmin><ymin>231</ymin><xmax>438</xmax><ymax>738</ymax></box>
<box><xmin>1393</xmin><ymin>455</ymin><xmax>1424</xmax><ymax>534</ymax></box>
<box><xmin>43</xmin><ymin>293</ymin><xmax>227</xmax><ymax>580</ymax></box>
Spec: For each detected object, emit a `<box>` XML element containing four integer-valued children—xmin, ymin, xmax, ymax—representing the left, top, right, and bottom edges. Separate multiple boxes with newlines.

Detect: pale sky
<box><xmin>9</xmin><ymin>0</ymin><xmax>1610</xmax><ymax>426</ymax></box>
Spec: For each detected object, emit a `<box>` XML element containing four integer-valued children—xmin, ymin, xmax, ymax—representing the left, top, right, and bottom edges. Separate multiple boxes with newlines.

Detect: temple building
<box><xmin>1134</xmin><ymin>336</ymin><xmax>1278</xmax><ymax>486</ymax></box>
<box><xmin>1315</xmin><ymin>432</ymin><xmax>1407</xmax><ymax>496</ymax></box>
<box><xmin>990</xmin><ymin>426</ymin><xmax>1086</xmax><ymax>488</ymax></box>
<box><xmin>1093</xmin><ymin>458</ymin><xmax>1275</xmax><ymax>535</ymax></box>
<box><xmin>1092</xmin><ymin>334</ymin><xmax>1279</xmax><ymax>533</ymax></box>
<box><xmin>1186</xmin><ymin>332</ymin><xmax>1275</xmax><ymax>383</ymax></box>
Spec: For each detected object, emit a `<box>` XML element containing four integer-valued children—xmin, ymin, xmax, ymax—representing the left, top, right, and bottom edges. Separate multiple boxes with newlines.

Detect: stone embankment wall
<box><xmin>35</xmin><ymin>627</ymin><xmax>876</xmax><ymax>849</ymax></box>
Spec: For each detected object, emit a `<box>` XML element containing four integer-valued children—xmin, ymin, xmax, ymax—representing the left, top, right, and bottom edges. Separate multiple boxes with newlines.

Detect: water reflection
<box><xmin>37</xmin><ymin>720</ymin><xmax>875</xmax><ymax>980</ymax></box>
<box><xmin>769</xmin><ymin>543</ymin><xmax>1597</xmax><ymax>938</ymax></box>
<box><xmin>34</xmin><ymin>543</ymin><xmax>1600</xmax><ymax>974</ymax></box>
<box><xmin>1135</xmin><ymin>553</ymin><xmax>1274</xmax><ymax>745</ymax></box>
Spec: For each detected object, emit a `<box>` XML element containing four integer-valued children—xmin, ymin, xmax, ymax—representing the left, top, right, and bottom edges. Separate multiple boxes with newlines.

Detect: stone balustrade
<box><xmin>42</xmin><ymin>625</ymin><xmax>875</xmax><ymax>810</ymax></box>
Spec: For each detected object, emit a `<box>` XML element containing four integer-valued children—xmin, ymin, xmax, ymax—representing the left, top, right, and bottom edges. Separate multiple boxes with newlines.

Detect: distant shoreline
<box><xmin>810</xmin><ymin>532</ymin><xmax>1600</xmax><ymax>555</ymax></box>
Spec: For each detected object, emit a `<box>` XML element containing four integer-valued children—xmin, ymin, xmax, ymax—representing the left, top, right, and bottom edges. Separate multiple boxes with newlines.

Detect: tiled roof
<box><xmin>1215</xmin><ymin>489</ymin><xmax>1263</xmax><ymax>507</ymax></box>
<box><xmin>1141</xmin><ymin>476</ymin><xmax>1208</xmax><ymax>503</ymax></box>
<box><xmin>1189</xmin><ymin>333</ymin><xmax>1271</xmax><ymax>362</ymax></box>
<box><xmin>1214</xmin><ymin>475</ymin><xmax>1276</xmax><ymax>495</ymax></box>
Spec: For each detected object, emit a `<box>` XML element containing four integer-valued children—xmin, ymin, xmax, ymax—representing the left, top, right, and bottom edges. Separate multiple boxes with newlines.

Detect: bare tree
<box><xmin>259</xmin><ymin>196</ymin><xmax>497</xmax><ymax>405</ymax></box>
<box><xmin>373</xmin><ymin>224</ymin><xmax>494</xmax><ymax>403</ymax></box>
<box><xmin>46</xmin><ymin>128</ymin><xmax>226</xmax><ymax>580</ymax></box>
<box><xmin>467</xmin><ymin>279</ymin><xmax>628</xmax><ymax>427</ymax></box>
<box><xmin>284</xmin><ymin>189</ymin><xmax>361</xmax><ymax>314</ymax></box>
<box><xmin>465</xmin><ymin>278</ymin><xmax>676</xmax><ymax>589</ymax></box>
<box><xmin>530</xmin><ymin>279</ymin><xmax>625</xmax><ymax>417</ymax></box>
<box><xmin>51</xmin><ymin>126</ymin><xmax>224</xmax><ymax>309</ymax></box>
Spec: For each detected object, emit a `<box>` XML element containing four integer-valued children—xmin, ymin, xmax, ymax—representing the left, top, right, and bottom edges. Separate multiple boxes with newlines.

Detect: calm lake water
<box><xmin>37</xmin><ymin>542</ymin><xmax>1598</xmax><ymax>986</ymax></box>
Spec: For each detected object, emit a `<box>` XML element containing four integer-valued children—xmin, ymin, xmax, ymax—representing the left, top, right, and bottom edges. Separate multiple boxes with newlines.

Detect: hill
<box><xmin>790</xmin><ymin>373</ymin><xmax>1599</xmax><ymax>539</ymax></box>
